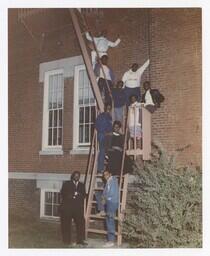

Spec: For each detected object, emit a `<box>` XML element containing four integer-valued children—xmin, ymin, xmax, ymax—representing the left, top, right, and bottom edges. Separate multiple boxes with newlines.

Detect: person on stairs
<box><xmin>111</xmin><ymin>80</ymin><xmax>126</xmax><ymax>125</ymax></box>
<box><xmin>59</xmin><ymin>171</ymin><xmax>87</xmax><ymax>246</ymax></box>
<box><xmin>95</xmin><ymin>104</ymin><xmax>113</xmax><ymax>173</ymax></box>
<box><xmin>128</xmin><ymin>95</ymin><xmax>142</xmax><ymax>148</ymax></box>
<box><xmin>94</xmin><ymin>55</ymin><xmax>115</xmax><ymax>105</ymax></box>
<box><xmin>96</xmin><ymin>169</ymin><xmax>119</xmax><ymax>248</ymax></box>
<box><xmin>105</xmin><ymin>120</ymin><xmax>134</xmax><ymax>176</ymax></box>
<box><xmin>141</xmin><ymin>81</ymin><xmax>165</xmax><ymax>113</ymax></box>
<box><xmin>85</xmin><ymin>29</ymin><xmax>121</xmax><ymax>68</ymax></box>
<box><xmin>122</xmin><ymin>59</ymin><xmax>150</xmax><ymax>106</ymax></box>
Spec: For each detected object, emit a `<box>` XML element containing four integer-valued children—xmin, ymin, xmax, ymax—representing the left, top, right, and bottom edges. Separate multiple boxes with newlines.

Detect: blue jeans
<box><xmin>97</xmin><ymin>132</ymin><xmax>105</xmax><ymax>172</ymax></box>
<box><xmin>105</xmin><ymin>200</ymin><xmax>118</xmax><ymax>241</ymax></box>
<box><xmin>95</xmin><ymin>191</ymin><xmax>105</xmax><ymax>212</ymax></box>
<box><xmin>124</xmin><ymin>86</ymin><xmax>141</xmax><ymax>106</ymax></box>
<box><xmin>114</xmin><ymin>107</ymin><xmax>124</xmax><ymax>124</ymax></box>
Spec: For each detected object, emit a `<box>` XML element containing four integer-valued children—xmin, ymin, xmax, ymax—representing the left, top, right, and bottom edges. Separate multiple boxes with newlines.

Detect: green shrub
<box><xmin>123</xmin><ymin>143</ymin><xmax>202</xmax><ymax>248</ymax></box>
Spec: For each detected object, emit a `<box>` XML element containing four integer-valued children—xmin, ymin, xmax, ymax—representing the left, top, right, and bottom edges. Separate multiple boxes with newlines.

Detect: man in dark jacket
<box><xmin>60</xmin><ymin>171</ymin><xmax>87</xmax><ymax>246</ymax></box>
<box><xmin>141</xmin><ymin>81</ymin><xmax>165</xmax><ymax>113</ymax></box>
<box><xmin>95</xmin><ymin>104</ymin><xmax>113</xmax><ymax>173</ymax></box>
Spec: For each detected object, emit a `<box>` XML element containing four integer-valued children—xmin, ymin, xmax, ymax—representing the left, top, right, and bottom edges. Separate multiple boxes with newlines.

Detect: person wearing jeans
<box><xmin>97</xmin><ymin>169</ymin><xmax>119</xmax><ymax>247</ymax></box>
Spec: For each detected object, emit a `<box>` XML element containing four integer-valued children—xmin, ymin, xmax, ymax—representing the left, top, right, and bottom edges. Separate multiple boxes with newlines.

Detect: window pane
<box><xmin>45</xmin><ymin>204</ymin><xmax>52</xmax><ymax>216</ymax></box>
<box><xmin>48</xmin><ymin>128</ymin><xmax>52</xmax><ymax>145</ymax></box>
<box><xmin>53</xmin><ymin>192</ymin><xmax>61</xmax><ymax>204</ymax></box>
<box><xmin>45</xmin><ymin>192</ymin><xmax>52</xmax><ymax>203</ymax></box>
<box><xmin>79</xmin><ymin>107</ymin><xmax>84</xmax><ymax>123</ymax></box>
<box><xmin>85</xmin><ymin>125</ymin><xmax>89</xmax><ymax>143</ymax></box>
<box><xmin>58</xmin><ymin>109</ymin><xmax>62</xmax><ymax>127</ymax></box>
<box><xmin>58</xmin><ymin>128</ymin><xmax>62</xmax><ymax>145</ymax></box>
<box><xmin>91</xmin><ymin>106</ymin><xmax>96</xmax><ymax>123</ymax></box>
<box><xmin>54</xmin><ymin>110</ymin><xmax>58</xmax><ymax>127</ymax></box>
<box><xmin>49</xmin><ymin>110</ymin><xmax>53</xmax><ymax>127</ymax></box>
<box><xmin>53</xmin><ymin>128</ymin><xmax>57</xmax><ymax>145</ymax></box>
<box><xmin>53</xmin><ymin>205</ymin><xmax>60</xmax><ymax>217</ymax></box>
<box><xmin>79</xmin><ymin>125</ymin><xmax>83</xmax><ymax>143</ymax></box>
<box><xmin>85</xmin><ymin>107</ymin><xmax>90</xmax><ymax>123</ymax></box>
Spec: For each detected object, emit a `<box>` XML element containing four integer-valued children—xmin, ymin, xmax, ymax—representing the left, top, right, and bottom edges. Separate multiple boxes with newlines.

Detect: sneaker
<box><xmin>77</xmin><ymin>240</ymin><xmax>88</xmax><ymax>246</ymax></box>
<box><xmin>96</xmin><ymin>210</ymin><xmax>106</xmax><ymax>217</ymax></box>
<box><xmin>103</xmin><ymin>241</ymin><xmax>115</xmax><ymax>248</ymax></box>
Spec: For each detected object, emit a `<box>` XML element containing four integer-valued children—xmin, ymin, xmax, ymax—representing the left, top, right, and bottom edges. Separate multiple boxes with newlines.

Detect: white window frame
<box><xmin>40</xmin><ymin>69</ymin><xmax>64</xmax><ymax>155</ymax></box>
<box><xmin>72</xmin><ymin>65</ymin><xmax>96</xmax><ymax>152</ymax></box>
<box><xmin>40</xmin><ymin>188</ymin><xmax>61</xmax><ymax>219</ymax></box>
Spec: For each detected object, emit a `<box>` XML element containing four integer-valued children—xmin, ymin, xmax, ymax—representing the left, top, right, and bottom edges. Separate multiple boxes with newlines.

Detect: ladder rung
<box><xmin>126</xmin><ymin>148</ymin><xmax>143</xmax><ymax>155</ymax></box>
<box><xmin>89</xmin><ymin>214</ymin><xmax>119</xmax><ymax>220</ymax></box>
<box><xmin>94</xmin><ymin>188</ymin><xmax>123</xmax><ymax>191</ymax></box>
<box><xmin>95</xmin><ymin>174</ymin><xmax>125</xmax><ymax>178</ymax></box>
<box><xmin>88</xmin><ymin>228</ymin><xmax>118</xmax><ymax>235</ymax></box>
<box><xmin>91</xmin><ymin>200</ymin><xmax>122</xmax><ymax>206</ymax></box>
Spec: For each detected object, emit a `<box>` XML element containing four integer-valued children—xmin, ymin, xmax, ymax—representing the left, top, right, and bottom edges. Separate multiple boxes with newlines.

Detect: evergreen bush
<box><xmin>123</xmin><ymin>143</ymin><xmax>202</xmax><ymax>248</ymax></box>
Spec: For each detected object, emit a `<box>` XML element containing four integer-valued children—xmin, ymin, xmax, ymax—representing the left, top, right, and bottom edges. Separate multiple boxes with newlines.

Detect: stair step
<box><xmin>94</xmin><ymin>187</ymin><xmax>123</xmax><ymax>191</ymax></box>
<box><xmin>91</xmin><ymin>200</ymin><xmax>122</xmax><ymax>206</ymax></box>
<box><xmin>88</xmin><ymin>228</ymin><xmax>118</xmax><ymax>235</ymax></box>
<box><xmin>126</xmin><ymin>148</ymin><xmax>143</xmax><ymax>155</ymax></box>
<box><xmin>89</xmin><ymin>214</ymin><xmax>119</xmax><ymax>220</ymax></box>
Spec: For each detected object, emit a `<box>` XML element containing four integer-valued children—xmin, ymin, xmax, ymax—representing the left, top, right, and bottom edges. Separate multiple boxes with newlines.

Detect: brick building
<box><xmin>9</xmin><ymin>8</ymin><xmax>201</xmax><ymax>220</ymax></box>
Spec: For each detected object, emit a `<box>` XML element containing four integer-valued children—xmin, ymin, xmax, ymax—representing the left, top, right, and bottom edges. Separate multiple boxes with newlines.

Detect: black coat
<box><xmin>60</xmin><ymin>180</ymin><xmax>86</xmax><ymax>214</ymax></box>
<box><xmin>142</xmin><ymin>89</ymin><xmax>165</xmax><ymax>108</ymax></box>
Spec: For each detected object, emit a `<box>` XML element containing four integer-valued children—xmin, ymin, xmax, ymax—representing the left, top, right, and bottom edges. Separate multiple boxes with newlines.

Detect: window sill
<box><xmin>39</xmin><ymin>149</ymin><xmax>63</xmax><ymax>155</ymax></box>
<box><xmin>70</xmin><ymin>148</ymin><xmax>90</xmax><ymax>155</ymax></box>
<box><xmin>40</xmin><ymin>216</ymin><xmax>60</xmax><ymax>223</ymax></box>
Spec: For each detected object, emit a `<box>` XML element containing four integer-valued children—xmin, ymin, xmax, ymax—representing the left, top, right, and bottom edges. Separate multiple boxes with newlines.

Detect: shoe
<box><xmin>77</xmin><ymin>240</ymin><xmax>88</xmax><ymax>246</ymax></box>
<box><xmin>103</xmin><ymin>241</ymin><xmax>115</xmax><ymax>248</ymax></box>
<box><xmin>96</xmin><ymin>210</ymin><xmax>106</xmax><ymax>217</ymax></box>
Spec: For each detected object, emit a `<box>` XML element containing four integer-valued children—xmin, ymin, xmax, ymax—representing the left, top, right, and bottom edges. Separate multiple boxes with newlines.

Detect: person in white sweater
<box><xmin>85</xmin><ymin>30</ymin><xmax>121</xmax><ymax>68</ymax></box>
<box><xmin>122</xmin><ymin>59</ymin><xmax>150</xmax><ymax>106</ymax></box>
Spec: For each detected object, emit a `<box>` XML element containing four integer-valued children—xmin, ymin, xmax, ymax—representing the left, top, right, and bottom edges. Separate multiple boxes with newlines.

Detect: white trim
<box><xmin>8</xmin><ymin>172</ymin><xmax>71</xmax><ymax>180</ymax></box>
<box><xmin>73</xmin><ymin>65</ymin><xmax>81</xmax><ymax>150</ymax></box>
<box><xmin>39</xmin><ymin>55</ymin><xmax>84</xmax><ymax>82</ymax></box>
<box><xmin>39</xmin><ymin>149</ymin><xmax>63</xmax><ymax>155</ymax></box>
<box><xmin>69</xmin><ymin>149</ymin><xmax>90</xmax><ymax>155</ymax></box>
<box><xmin>73</xmin><ymin>65</ymin><xmax>96</xmax><ymax>150</ymax></box>
<box><xmin>42</xmin><ymin>69</ymin><xmax>64</xmax><ymax>152</ymax></box>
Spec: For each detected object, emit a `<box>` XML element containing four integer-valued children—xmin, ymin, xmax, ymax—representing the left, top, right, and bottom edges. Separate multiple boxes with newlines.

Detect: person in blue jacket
<box><xmin>95</xmin><ymin>104</ymin><xmax>112</xmax><ymax>173</ymax></box>
<box><xmin>98</xmin><ymin>169</ymin><xmax>119</xmax><ymax>247</ymax></box>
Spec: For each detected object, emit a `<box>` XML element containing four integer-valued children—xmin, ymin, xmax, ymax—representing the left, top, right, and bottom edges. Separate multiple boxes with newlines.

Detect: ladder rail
<box><xmin>69</xmin><ymin>9</ymin><xmax>104</xmax><ymax>113</ymax></box>
<box><xmin>76</xmin><ymin>10</ymin><xmax>114</xmax><ymax>105</ymax></box>
<box><xmin>117</xmin><ymin>107</ymin><xmax>130</xmax><ymax>246</ymax></box>
<box><xmin>85</xmin><ymin>134</ymin><xmax>99</xmax><ymax>237</ymax></box>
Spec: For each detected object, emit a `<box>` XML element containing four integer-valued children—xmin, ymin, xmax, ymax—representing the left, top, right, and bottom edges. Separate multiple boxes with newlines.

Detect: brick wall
<box><xmin>9</xmin><ymin>179</ymin><xmax>40</xmax><ymax>218</ymax></box>
<box><xmin>149</xmin><ymin>8</ymin><xmax>202</xmax><ymax>166</ymax></box>
<box><xmin>8</xmin><ymin>8</ymin><xmax>202</xmax><ymax>175</ymax></box>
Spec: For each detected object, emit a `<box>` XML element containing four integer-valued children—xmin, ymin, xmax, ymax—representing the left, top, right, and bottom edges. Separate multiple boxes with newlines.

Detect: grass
<box><xmin>9</xmin><ymin>212</ymin><xmax>73</xmax><ymax>248</ymax></box>
<box><xmin>9</xmin><ymin>211</ymin><xmax>129</xmax><ymax>248</ymax></box>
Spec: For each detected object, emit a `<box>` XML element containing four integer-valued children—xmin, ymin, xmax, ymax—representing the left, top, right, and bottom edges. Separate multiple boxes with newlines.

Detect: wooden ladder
<box><xmin>84</xmin><ymin>109</ymin><xmax>130</xmax><ymax>246</ymax></box>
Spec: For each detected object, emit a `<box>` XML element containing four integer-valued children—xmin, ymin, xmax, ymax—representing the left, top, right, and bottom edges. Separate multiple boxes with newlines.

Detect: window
<box><xmin>73</xmin><ymin>65</ymin><xmax>96</xmax><ymax>150</ymax></box>
<box><xmin>41</xmin><ymin>69</ymin><xmax>64</xmax><ymax>154</ymax></box>
<box><xmin>40</xmin><ymin>189</ymin><xmax>61</xmax><ymax>219</ymax></box>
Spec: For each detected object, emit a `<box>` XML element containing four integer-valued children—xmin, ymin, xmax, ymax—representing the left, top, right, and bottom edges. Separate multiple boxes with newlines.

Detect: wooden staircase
<box><xmin>69</xmin><ymin>8</ymin><xmax>152</xmax><ymax>246</ymax></box>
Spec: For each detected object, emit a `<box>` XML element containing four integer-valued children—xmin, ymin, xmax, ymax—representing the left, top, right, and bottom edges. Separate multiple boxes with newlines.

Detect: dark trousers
<box><xmin>98</xmin><ymin>78</ymin><xmax>113</xmax><ymax>105</ymax></box>
<box><xmin>60</xmin><ymin>208</ymin><xmax>85</xmax><ymax>244</ymax></box>
<box><xmin>124</xmin><ymin>86</ymin><xmax>141</xmax><ymax>106</ymax></box>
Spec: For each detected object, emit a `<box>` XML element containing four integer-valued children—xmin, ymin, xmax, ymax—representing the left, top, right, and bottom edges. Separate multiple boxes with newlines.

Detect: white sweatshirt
<box><xmin>85</xmin><ymin>32</ymin><xmax>121</xmax><ymax>56</ymax></box>
<box><xmin>122</xmin><ymin>59</ymin><xmax>150</xmax><ymax>88</ymax></box>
